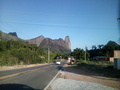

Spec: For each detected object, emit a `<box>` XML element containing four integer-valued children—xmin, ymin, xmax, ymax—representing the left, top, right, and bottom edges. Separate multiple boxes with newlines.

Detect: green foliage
<box><xmin>70</xmin><ymin>48</ymin><xmax>90</xmax><ymax>61</ymax></box>
<box><xmin>53</xmin><ymin>53</ymin><xmax>69</xmax><ymax>59</ymax></box>
<box><xmin>0</xmin><ymin>51</ymin><xmax>18</xmax><ymax>66</ymax></box>
<box><xmin>89</xmin><ymin>41</ymin><xmax>120</xmax><ymax>58</ymax></box>
<box><xmin>0</xmin><ymin>40</ymin><xmax>7</xmax><ymax>51</ymax></box>
<box><xmin>103</xmin><ymin>44</ymin><xmax>119</xmax><ymax>57</ymax></box>
<box><xmin>10</xmin><ymin>48</ymin><xmax>34</xmax><ymax>64</ymax></box>
<box><xmin>0</xmin><ymin>31</ymin><xmax>1</xmax><ymax>35</ymax></box>
<box><xmin>0</xmin><ymin>40</ymin><xmax>47</xmax><ymax>66</ymax></box>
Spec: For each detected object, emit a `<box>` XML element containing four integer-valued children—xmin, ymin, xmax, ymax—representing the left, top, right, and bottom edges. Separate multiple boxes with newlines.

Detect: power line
<box><xmin>0</xmin><ymin>20</ymin><xmax>119</xmax><ymax>30</ymax></box>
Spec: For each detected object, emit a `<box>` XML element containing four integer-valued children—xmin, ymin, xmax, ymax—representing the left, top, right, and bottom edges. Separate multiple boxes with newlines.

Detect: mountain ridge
<box><xmin>106</xmin><ymin>40</ymin><xmax>119</xmax><ymax>46</ymax></box>
<box><xmin>0</xmin><ymin>30</ymin><xmax>21</xmax><ymax>41</ymax></box>
<box><xmin>0</xmin><ymin>30</ymin><xmax>71</xmax><ymax>53</ymax></box>
<box><xmin>26</xmin><ymin>35</ymin><xmax>71</xmax><ymax>53</ymax></box>
<box><xmin>8</xmin><ymin>32</ymin><xmax>18</xmax><ymax>37</ymax></box>
<box><xmin>2</xmin><ymin>30</ymin><xmax>119</xmax><ymax>54</ymax></box>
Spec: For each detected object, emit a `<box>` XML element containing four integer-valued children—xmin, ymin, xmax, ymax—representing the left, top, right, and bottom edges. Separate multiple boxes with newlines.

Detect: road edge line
<box><xmin>44</xmin><ymin>70</ymin><xmax>61</xmax><ymax>90</ymax></box>
<box><xmin>44</xmin><ymin>64</ymin><xmax>66</xmax><ymax>90</ymax></box>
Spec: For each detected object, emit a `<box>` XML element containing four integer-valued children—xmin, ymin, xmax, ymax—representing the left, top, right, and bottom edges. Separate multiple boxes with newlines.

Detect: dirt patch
<box><xmin>60</xmin><ymin>64</ymin><xmax>120</xmax><ymax>89</ymax></box>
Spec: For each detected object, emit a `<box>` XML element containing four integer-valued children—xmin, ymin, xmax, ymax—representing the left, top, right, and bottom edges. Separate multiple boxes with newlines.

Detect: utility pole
<box><xmin>47</xmin><ymin>38</ymin><xmax>50</xmax><ymax>63</ymax></box>
<box><xmin>48</xmin><ymin>47</ymin><xmax>50</xmax><ymax>63</ymax></box>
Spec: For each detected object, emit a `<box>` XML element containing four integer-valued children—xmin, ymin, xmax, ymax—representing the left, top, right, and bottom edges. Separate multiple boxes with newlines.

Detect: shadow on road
<box><xmin>57</xmin><ymin>66</ymin><xmax>63</xmax><ymax>70</ymax></box>
<box><xmin>0</xmin><ymin>84</ymin><xmax>41</xmax><ymax>90</ymax></box>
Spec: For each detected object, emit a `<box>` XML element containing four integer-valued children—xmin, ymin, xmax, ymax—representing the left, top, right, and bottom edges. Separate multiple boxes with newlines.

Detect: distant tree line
<box><xmin>70</xmin><ymin>41</ymin><xmax>120</xmax><ymax>62</ymax></box>
<box><xmin>89</xmin><ymin>41</ymin><xmax>120</xmax><ymax>59</ymax></box>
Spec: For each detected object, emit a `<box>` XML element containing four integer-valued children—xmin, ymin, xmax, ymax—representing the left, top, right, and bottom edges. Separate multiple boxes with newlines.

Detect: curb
<box><xmin>44</xmin><ymin>70</ymin><xmax>61</xmax><ymax>90</ymax></box>
<box><xmin>44</xmin><ymin>64</ymin><xmax>66</xmax><ymax>90</ymax></box>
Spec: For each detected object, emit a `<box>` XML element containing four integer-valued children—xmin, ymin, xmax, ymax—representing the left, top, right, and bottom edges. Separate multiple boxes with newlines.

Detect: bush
<box><xmin>0</xmin><ymin>52</ymin><xmax>18</xmax><ymax>66</ymax></box>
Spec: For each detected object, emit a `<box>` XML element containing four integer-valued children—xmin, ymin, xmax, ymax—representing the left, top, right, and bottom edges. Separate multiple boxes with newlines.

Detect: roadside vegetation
<box><xmin>88</xmin><ymin>41</ymin><xmax>120</xmax><ymax>61</ymax></box>
<box><xmin>0</xmin><ymin>40</ymin><xmax>46</xmax><ymax>66</ymax></box>
<box><xmin>70</xmin><ymin>41</ymin><xmax>120</xmax><ymax>61</ymax></box>
<box><xmin>69</xmin><ymin>41</ymin><xmax>120</xmax><ymax>79</ymax></box>
<box><xmin>0</xmin><ymin>39</ymin><xmax>68</xmax><ymax>66</ymax></box>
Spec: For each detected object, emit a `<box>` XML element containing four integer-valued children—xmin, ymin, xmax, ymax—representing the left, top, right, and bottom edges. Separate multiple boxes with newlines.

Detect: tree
<box><xmin>103</xmin><ymin>45</ymin><xmax>116</xmax><ymax>57</ymax></box>
<box><xmin>92</xmin><ymin>45</ymin><xmax>97</xmax><ymax>50</ymax></box>
<box><xmin>0</xmin><ymin>40</ymin><xmax>7</xmax><ymax>52</ymax></box>
<box><xmin>70</xmin><ymin>48</ymin><xmax>89</xmax><ymax>60</ymax></box>
<box><xmin>89</xmin><ymin>41</ymin><xmax>120</xmax><ymax>59</ymax></box>
<box><xmin>0</xmin><ymin>31</ymin><xmax>2</xmax><ymax>40</ymax></box>
<box><xmin>98</xmin><ymin>44</ymin><xmax>104</xmax><ymax>49</ymax></box>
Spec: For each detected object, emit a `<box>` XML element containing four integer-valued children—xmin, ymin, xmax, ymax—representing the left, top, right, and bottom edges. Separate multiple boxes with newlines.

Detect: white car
<box><xmin>56</xmin><ymin>61</ymin><xmax>61</xmax><ymax>65</ymax></box>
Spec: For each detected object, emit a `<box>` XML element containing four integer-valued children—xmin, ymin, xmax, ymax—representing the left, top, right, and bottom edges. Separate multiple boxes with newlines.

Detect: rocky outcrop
<box><xmin>0</xmin><ymin>30</ymin><xmax>71</xmax><ymax>53</ymax></box>
<box><xmin>0</xmin><ymin>31</ymin><xmax>21</xmax><ymax>41</ymax></box>
<box><xmin>26</xmin><ymin>36</ymin><xmax>71</xmax><ymax>53</ymax></box>
<box><xmin>65</xmin><ymin>36</ymin><xmax>71</xmax><ymax>50</ymax></box>
<box><xmin>26</xmin><ymin>36</ymin><xmax>44</xmax><ymax>47</ymax></box>
<box><xmin>8</xmin><ymin>32</ymin><xmax>18</xmax><ymax>37</ymax></box>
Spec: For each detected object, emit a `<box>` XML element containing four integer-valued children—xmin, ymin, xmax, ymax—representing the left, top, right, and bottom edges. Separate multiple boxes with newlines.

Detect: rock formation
<box><xmin>26</xmin><ymin>36</ymin><xmax>45</xmax><ymax>47</ymax></box>
<box><xmin>8</xmin><ymin>32</ymin><xmax>18</xmax><ymax>37</ymax></box>
<box><xmin>0</xmin><ymin>30</ymin><xmax>71</xmax><ymax>53</ymax></box>
<box><xmin>65</xmin><ymin>36</ymin><xmax>71</xmax><ymax>49</ymax></box>
<box><xmin>26</xmin><ymin>36</ymin><xmax>71</xmax><ymax>53</ymax></box>
<box><xmin>0</xmin><ymin>31</ymin><xmax>20</xmax><ymax>41</ymax></box>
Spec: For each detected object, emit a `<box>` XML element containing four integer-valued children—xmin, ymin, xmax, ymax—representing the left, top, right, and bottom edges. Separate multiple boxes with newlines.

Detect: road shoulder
<box><xmin>0</xmin><ymin>63</ymin><xmax>50</xmax><ymax>71</ymax></box>
<box><xmin>47</xmin><ymin>64</ymin><xmax>120</xmax><ymax>90</ymax></box>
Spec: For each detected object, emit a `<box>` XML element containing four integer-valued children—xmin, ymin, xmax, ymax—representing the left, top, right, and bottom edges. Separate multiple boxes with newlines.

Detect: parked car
<box><xmin>56</xmin><ymin>61</ymin><xmax>61</xmax><ymax>65</ymax></box>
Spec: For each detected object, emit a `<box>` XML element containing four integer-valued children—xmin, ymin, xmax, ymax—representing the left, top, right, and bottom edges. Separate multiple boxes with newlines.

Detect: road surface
<box><xmin>0</xmin><ymin>60</ymin><xmax>66</xmax><ymax>90</ymax></box>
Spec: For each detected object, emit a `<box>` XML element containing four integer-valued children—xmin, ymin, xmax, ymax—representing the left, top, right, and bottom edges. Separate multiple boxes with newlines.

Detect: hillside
<box><xmin>106</xmin><ymin>41</ymin><xmax>119</xmax><ymax>46</ymax></box>
<box><xmin>0</xmin><ymin>30</ymin><xmax>71</xmax><ymax>53</ymax></box>
<box><xmin>0</xmin><ymin>30</ymin><xmax>21</xmax><ymax>41</ymax></box>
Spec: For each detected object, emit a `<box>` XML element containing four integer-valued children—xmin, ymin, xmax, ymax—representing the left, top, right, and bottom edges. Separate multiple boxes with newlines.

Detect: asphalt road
<box><xmin>0</xmin><ymin>60</ymin><xmax>66</xmax><ymax>90</ymax></box>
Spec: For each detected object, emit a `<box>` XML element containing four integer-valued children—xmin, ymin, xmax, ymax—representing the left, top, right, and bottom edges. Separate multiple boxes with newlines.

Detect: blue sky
<box><xmin>0</xmin><ymin>0</ymin><xmax>120</xmax><ymax>50</ymax></box>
